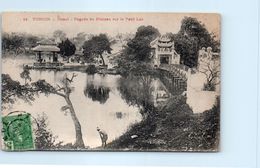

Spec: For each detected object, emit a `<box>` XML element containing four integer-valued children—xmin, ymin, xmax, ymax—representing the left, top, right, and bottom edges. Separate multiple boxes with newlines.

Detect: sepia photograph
<box><xmin>1</xmin><ymin>12</ymin><xmax>220</xmax><ymax>152</ymax></box>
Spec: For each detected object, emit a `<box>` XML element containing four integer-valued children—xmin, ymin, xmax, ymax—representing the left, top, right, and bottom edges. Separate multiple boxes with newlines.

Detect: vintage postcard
<box><xmin>1</xmin><ymin>12</ymin><xmax>220</xmax><ymax>151</ymax></box>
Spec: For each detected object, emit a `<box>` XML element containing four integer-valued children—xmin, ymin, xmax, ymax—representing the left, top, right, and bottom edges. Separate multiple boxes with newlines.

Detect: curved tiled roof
<box><xmin>32</xmin><ymin>45</ymin><xmax>60</xmax><ymax>52</ymax></box>
<box><xmin>150</xmin><ymin>35</ymin><xmax>174</xmax><ymax>48</ymax></box>
<box><xmin>32</xmin><ymin>39</ymin><xmax>60</xmax><ymax>52</ymax></box>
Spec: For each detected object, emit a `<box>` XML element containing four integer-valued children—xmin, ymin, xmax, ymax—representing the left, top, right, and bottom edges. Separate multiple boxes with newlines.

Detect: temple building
<box><xmin>32</xmin><ymin>39</ymin><xmax>60</xmax><ymax>63</ymax></box>
<box><xmin>150</xmin><ymin>35</ymin><xmax>180</xmax><ymax>67</ymax></box>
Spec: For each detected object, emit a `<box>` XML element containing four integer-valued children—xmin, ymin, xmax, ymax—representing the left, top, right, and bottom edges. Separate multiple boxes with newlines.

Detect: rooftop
<box><xmin>150</xmin><ymin>35</ymin><xmax>174</xmax><ymax>48</ymax></box>
<box><xmin>32</xmin><ymin>45</ymin><xmax>60</xmax><ymax>52</ymax></box>
<box><xmin>32</xmin><ymin>39</ymin><xmax>60</xmax><ymax>52</ymax></box>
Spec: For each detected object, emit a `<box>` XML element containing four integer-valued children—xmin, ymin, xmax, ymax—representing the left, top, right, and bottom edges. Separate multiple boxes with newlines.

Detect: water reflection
<box><xmin>115</xmin><ymin>112</ymin><xmax>123</xmax><ymax>119</ymax></box>
<box><xmin>118</xmin><ymin>74</ymin><xmax>171</xmax><ymax>112</ymax></box>
<box><xmin>2</xmin><ymin>57</ymin><xmax>171</xmax><ymax>148</ymax></box>
<box><xmin>117</xmin><ymin>75</ymin><xmax>155</xmax><ymax>117</ymax></box>
<box><xmin>2</xmin><ymin>57</ymin><xmax>142</xmax><ymax>148</ymax></box>
<box><xmin>84</xmin><ymin>83</ymin><xmax>110</xmax><ymax>104</ymax></box>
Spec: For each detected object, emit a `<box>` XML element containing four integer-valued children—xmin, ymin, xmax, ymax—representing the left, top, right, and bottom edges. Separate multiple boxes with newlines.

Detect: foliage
<box><xmin>171</xmin><ymin>33</ymin><xmax>199</xmax><ymax>67</ymax></box>
<box><xmin>58</xmin><ymin>39</ymin><xmax>76</xmax><ymax>57</ymax></box>
<box><xmin>33</xmin><ymin>113</ymin><xmax>63</xmax><ymax>150</ymax></box>
<box><xmin>23</xmin><ymin>34</ymin><xmax>39</xmax><ymax>50</ymax></box>
<box><xmin>73</xmin><ymin>32</ymin><xmax>87</xmax><ymax>50</ymax></box>
<box><xmin>199</xmin><ymin>59</ymin><xmax>220</xmax><ymax>91</ymax></box>
<box><xmin>119</xmin><ymin>25</ymin><xmax>160</xmax><ymax>63</ymax></box>
<box><xmin>1</xmin><ymin>74</ymin><xmax>35</xmax><ymax>109</ymax></box>
<box><xmin>20</xmin><ymin>69</ymin><xmax>32</xmax><ymax>84</ymax></box>
<box><xmin>1</xmin><ymin>72</ymin><xmax>56</xmax><ymax>109</ymax></box>
<box><xmin>115</xmin><ymin>25</ymin><xmax>160</xmax><ymax>77</ymax></box>
<box><xmin>168</xmin><ymin>17</ymin><xmax>220</xmax><ymax>68</ymax></box>
<box><xmin>117</xmin><ymin>61</ymin><xmax>158</xmax><ymax>77</ymax></box>
<box><xmin>82</xmin><ymin>34</ymin><xmax>112</xmax><ymax>65</ymax></box>
<box><xmin>199</xmin><ymin>96</ymin><xmax>220</xmax><ymax>149</ymax></box>
<box><xmin>2</xmin><ymin>72</ymin><xmax>85</xmax><ymax>148</ymax></box>
<box><xmin>115</xmin><ymin>33</ymin><xmax>134</xmax><ymax>48</ymax></box>
<box><xmin>85</xmin><ymin>65</ymin><xmax>97</xmax><ymax>74</ymax></box>
<box><xmin>31</xmin><ymin>79</ymin><xmax>57</xmax><ymax>96</ymax></box>
<box><xmin>53</xmin><ymin>30</ymin><xmax>67</xmax><ymax>42</ymax></box>
<box><xmin>2</xmin><ymin>32</ymin><xmax>25</xmax><ymax>55</ymax></box>
<box><xmin>161</xmin><ymin>96</ymin><xmax>193</xmax><ymax>115</ymax></box>
<box><xmin>2</xmin><ymin>32</ymin><xmax>41</xmax><ymax>56</ymax></box>
<box><xmin>13</xmin><ymin>73</ymin><xmax>84</xmax><ymax>147</ymax></box>
<box><xmin>108</xmin><ymin>95</ymin><xmax>220</xmax><ymax>151</ymax></box>
<box><xmin>117</xmin><ymin>74</ymin><xmax>155</xmax><ymax>116</ymax></box>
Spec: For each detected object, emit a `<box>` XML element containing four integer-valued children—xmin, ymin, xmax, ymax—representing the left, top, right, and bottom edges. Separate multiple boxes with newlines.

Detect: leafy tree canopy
<box><xmin>58</xmin><ymin>39</ymin><xmax>76</xmax><ymax>57</ymax></box>
<box><xmin>168</xmin><ymin>17</ymin><xmax>220</xmax><ymax>67</ymax></box>
<box><xmin>1</xmin><ymin>74</ymin><xmax>35</xmax><ymax>109</ymax></box>
<box><xmin>2</xmin><ymin>33</ymin><xmax>25</xmax><ymax>55</ymax></box>
<box><xmin>73</xmin><ymin>32</ymin><xmax>87</xmax><ymax>50</ymax></box>
<box><xmin>33</xmin><ymin>113</ymin><xmax>63</xmax><ymax>150</ymax></box>
<box><xmin>53</xmin><ymin>30</ymin><xmax>67</xmax><ymax>42</ymax></box>
<box><xmin>115</xmin><ymin>25</ymin><xmax>160</xmax><ymax>76</ymax></box>
<box><xmin>123</xmin><ymin>25</ymin><xmax>160</xmax><ymax>62</ymax></box>
<box><xmin>82</xmin><ymin>34</ymin><xmax>112</xmax><ymax>65</ymax></box>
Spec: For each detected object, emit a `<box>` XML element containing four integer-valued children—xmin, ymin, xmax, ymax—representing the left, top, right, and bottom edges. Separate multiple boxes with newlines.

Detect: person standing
<box><xmin>97</xmin><ymin>127</ymin><xmax>108</xmax><ymax>147</ymax></box>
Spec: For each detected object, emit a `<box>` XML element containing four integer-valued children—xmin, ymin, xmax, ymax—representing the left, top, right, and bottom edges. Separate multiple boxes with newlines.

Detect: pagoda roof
<box><xmin>158</xmin><ymin>35</ymin><xmax>171</xmax><ymax>42</ymax></box>
<box><xmin>150</xmin><ymin>35</ymin><xmax>174</xmax><ymax>48</ymax></box>
<box><xmin>32</xmin><ymin>45</ymin><xmax>60</xmax><ymax>52</ymax></box>
<box><xmin>32</xmin><ymin>39</ymin><xmax>60</xmax><ymax>52</ymax></box>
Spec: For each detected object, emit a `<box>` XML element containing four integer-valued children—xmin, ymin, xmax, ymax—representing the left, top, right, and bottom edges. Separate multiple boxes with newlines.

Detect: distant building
<box><xmin>150</xmin><ymin>35</ymin><xmax>180</xmax><ymax>67</ymax></box>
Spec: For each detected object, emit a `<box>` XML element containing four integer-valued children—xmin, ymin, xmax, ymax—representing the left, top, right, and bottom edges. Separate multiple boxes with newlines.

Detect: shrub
<box><xmin>86</xmin><ymin>64</ymin><xmax>97</xmax><ymax>74</ymax></box>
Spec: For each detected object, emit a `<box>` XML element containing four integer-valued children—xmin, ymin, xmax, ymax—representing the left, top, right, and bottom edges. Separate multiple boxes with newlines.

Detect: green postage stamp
<box><xmin>1</xmin><ymin>113</ymin><xmax>34</xmax><ymax>151</ymax></box>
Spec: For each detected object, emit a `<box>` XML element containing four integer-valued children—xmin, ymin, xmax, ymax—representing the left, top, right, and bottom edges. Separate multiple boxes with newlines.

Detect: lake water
<box><xmin>2</xmin><ymin>57</ymin><xmax>169</xmax><ymax>148</ymax></box>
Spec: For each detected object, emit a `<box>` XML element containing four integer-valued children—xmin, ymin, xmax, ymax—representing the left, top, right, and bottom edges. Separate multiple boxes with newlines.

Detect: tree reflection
<box><xmin>84</xmin><ymin>83</ymin><xmax>110</xmax><ymax>104</ymax></box>
<box><xmin>117</xmin><ymin>74</ymin><xmax>155</xmax><ymax>116</ymax></box>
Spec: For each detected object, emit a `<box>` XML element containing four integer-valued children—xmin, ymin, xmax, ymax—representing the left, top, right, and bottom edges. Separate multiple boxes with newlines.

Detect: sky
<box><xmin>2</xmin><ymin>12</ymin><xmax>220</xmax><ymax>38</ymax></box>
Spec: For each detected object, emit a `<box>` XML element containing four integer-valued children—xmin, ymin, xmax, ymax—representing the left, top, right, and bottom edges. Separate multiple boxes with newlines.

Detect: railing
<box><xmin>33</xmin><ymin>62</ymin><xmax>64</xmax><ymax>67</ymax></box>
<box><xmin>157</xmin><ymin>64</ymin><xmax>189</xmax><ymax>95</ymax></box>
<box><xmin>158</xmin><ymin>64</ymin><xmax>188</xmax><ymax>80</ymax></box>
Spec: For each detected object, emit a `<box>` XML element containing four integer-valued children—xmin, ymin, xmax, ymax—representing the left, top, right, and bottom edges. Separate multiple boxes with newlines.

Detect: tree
<box><xmin>2</xmin><ymin>73</ymin><xmax>85</xmax><ymax>148</ymax></box>
<box><xmin>199</xmin><ymin>59</ymin><xmax>220</xmax><ymax>91</ymax></box>
<box><xmin>1</xmin><ymin>74</ymin><xmax>35</xmax><ymax>109</ymax></box>
<box><xmin>31</xmin><ymin>73</ymin><xmax>85</xmax><ymax>148</ymax></box>
<box><xmin>169</xmin><ymin>17</ymin><xmax>220</xmax><ymax>68</ymax></box>
<box><xmin>53</xmin><ymin>30</ymin><xmax>66</xmax><ymax>43</ymax></box>
<box><xmin>58</xmin><ymin>39</ymin><xmax>76</xmax><ymax>58</ymax></box>
<box><xmin>20</xmin><ymin>69</ymin><xmax>32</xmax><ymax>85</ymax></box>
<box><xmin>23</xmin><ymin>34</ymin><xmax>39</xmax><ymax>52</ymax></box>
<box><xmin>2</xmin><ymin>32</ymin><xmax>41</xmax><ymax>55</ymax></box>
<box><xmin>172</xmin><ymin>34</ymin><xmax>199</xmax><ymax>67</ymax></box>
<box><xmin>33</xmin><ymin>113</ymin><xmax>63</xmax><ymax>150</ymax></box>
<box><xmin>82</xmin><ymin>39</ymin><xmax>95</xmax><ymax>63</ymax></box>
<box><xmin>123</xmin><ymin>25</ymin><xmax>160</xmax><ymax>62</ymax></box>
<box><xmin>115</xmin><ymin>26</ymin><xmax>160</xmax><ymax>76</ymax></box>
<box><xmin>82</xmin><ymin>34</ymin><xmax>112</xmax><ymax>65</ymax></box>
<box><xmin>2</xmin><ymin>32</ymin><xmax>10</xmax><ymax>53</ymax></box>
<box><xmin>73</xmin><ymin>32</ymin><xmax>87</xmax><ymax>50</ymax></box>
<box><xmin>2</xmin><ymin>33</ymin><xmax>25</xmax><ymax>55</ymax></box>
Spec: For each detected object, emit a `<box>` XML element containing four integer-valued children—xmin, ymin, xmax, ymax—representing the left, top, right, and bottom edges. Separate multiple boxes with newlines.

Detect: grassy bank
<box><xmin>106</xmin><ymin>96</ymin><xmax>220</xmax><ymax>151</ymax></box>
